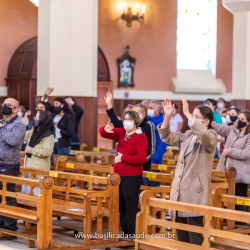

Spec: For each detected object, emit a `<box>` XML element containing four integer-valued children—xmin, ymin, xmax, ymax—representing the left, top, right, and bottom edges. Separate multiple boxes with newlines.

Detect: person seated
<box><xmin>22</xmin><ymin>110</ymin><xmax>54</xmax><ymax>195</ymax></box>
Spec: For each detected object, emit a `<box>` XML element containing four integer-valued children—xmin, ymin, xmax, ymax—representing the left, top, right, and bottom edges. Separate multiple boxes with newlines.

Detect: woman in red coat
<box><xmin>99</xmin><ymin>110</ymin><xmax>148</xmax><ymax>239</ymax></box>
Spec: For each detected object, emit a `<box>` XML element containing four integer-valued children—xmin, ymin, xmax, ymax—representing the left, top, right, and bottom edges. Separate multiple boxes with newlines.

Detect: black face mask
<box><xmin>1</xmin><ymin>104</ymin><xmax>14</xmax><ymax>116</ymax></box>
<box><xmin>238</xmin><ymin>120</ymin><xmax>247</xmax><ymax>128</ymax></box>
<box><xmin>230</xmin><ymin>115</ymin><xmax>238</xmax><ymax>123</ymax></box>
<box><xmin>53</xmin><ymin>106</ymin><xmax>62</xmax><ymax>114</ymax></box>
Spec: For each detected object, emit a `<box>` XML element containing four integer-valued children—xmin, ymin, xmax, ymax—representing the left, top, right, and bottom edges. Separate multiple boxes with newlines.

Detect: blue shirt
<box><xmin>213</xmin><ymin>110</ymin><xmax>222</xmax><ymax>124</ymax></box>
<box><xmin>147</xmin><ymin>113</ymin><xmax>167</xmax><ymax>164</ymax></box>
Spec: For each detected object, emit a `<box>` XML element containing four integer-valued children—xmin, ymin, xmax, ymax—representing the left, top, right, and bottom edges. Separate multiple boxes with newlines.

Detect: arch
<box><xmin>98</xmin><ymin>46</ymin><xmax>110</xmax><ymax>81</ymax></box>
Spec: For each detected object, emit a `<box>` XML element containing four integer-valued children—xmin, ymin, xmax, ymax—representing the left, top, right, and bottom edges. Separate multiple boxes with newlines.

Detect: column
<box><xmin>37</xmin><ymin>0</ymin><xmax>98</xmax><ymax>146</ymax></box>
<box><xmin>223</xmin><ymin>0</ymin><xmax>250</xmax><ymax>106</ymax></box>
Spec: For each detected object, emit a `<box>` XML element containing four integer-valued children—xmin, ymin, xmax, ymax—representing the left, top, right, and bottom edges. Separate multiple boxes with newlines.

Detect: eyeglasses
<box><xmin>192</xmin><ymin>114</ymin><xmax>204</xmax><ymax>120</ymax></box>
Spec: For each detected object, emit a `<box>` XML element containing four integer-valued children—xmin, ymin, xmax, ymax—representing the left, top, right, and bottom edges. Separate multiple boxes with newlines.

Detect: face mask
<box><xmin>123</xmin><ymin>120</ymin><xmax>135</xmax><ymax>131</ymax></box>
<box><xmin>188</xmin><ymin>116</ymin><xmax>206</xmax><ymax>127</ymax></box>
<box><xmin>53</xmin><ymin>106</ymin><xmax>62</xmax><ymax>114</ymax></box>
<box><xmin>139</xmin><ymin>114</ymin><xmax>143</xmax><ymax>120</ymax></box>
<box><xmin>238</xmin><ymin>120</ymin><xmax>247</xmax><ymax>129</ymax></box>
<box><xmin>173</xmin><ymin>110</ymin><xmax>176</xmax><ymax>115</ymax></box>
<box><xmin>226</xmin><ymin>115</ymin><xmax>238</xmax><ymax>123</ymax></box>
<box><xmin>147</xmin><ymin>110</ymin><xmax>155</xmax><ymax>118</ymax></box>
<box><xmin>17</xmin><ymin>111</ymin><xmax>22</xmax><ymax>118</ymax></box>
<box><xmin>1</xmin><ymin>104</ymin><xmax>14</xmax><ymax>116</ymax></box>
<box><xmin>33</xmin><ymin>119</ymin><xmax>41</xmax><ymax>127</ymax></box>
<box><xmin>217</xmin><ymin>103</ymin><xmax>224</xmax><ymax>109</ymax></box>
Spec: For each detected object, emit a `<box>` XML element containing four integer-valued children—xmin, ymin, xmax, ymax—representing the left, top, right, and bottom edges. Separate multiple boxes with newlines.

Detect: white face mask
<box><xmin>17</xmin><ymin>111</ymin><xmax>22</xmax><ymax>118</ymax></box>
<box><xmin>139</xmin><ymin>114</ymin><xmax>143</xmax><ymax>120</ymax></box>
<box><xmin>147</xmin><ymin>109</ymin><xmax>155</xmax><ymax>118</ymax></box>
<box><xmin>226</xmin><ymin>115</ymin><xmax>231</xmax><ymax>123</ymax></box>
<box><xmin>217</xmin><ymin>102</ymin><xmax>224</xmax><ymax>109</ymax></box>
<box><xmin>123</xmin><ymin>120</ymin><xmax>135</xmax><ymax>131</ymax></box>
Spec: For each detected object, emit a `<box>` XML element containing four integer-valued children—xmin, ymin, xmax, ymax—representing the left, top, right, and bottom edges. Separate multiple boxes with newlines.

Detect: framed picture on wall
<box><xmin>117</xmin><ymin>45</ymin><xmax>136</xmax><ymax>88</ymax></box>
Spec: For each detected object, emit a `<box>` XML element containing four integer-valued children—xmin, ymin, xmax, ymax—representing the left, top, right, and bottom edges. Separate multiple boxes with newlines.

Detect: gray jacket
<box><xmin>158</xmin><ymin>120</ymin><xmax>218</xmax><ymax>217</ymax></box>
<box><xmin>212</xmin><ymin>121</ymin><xmax>250</xmax><ymax>184</ymax></box>
<box><xmin>0</xmin><ymin>115</ymin><xmax>26</xmax><ymax>168</ymax></box>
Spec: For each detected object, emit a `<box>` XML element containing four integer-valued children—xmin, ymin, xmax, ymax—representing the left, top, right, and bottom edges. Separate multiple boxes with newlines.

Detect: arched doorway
<box><xmin>6</xmin><ymin>37</ymin><xmax>112</xmax><ymax>118</ymax></box>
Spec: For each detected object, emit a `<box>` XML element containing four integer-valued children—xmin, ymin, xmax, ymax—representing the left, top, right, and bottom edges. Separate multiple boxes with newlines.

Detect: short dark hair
<box><xmin>228</xmin><ymin>106</ymin><xmax>241</xmax><ymax>114</ymax></box>
<box><xmin>222</xmin><ymin>110</ymin><xmax>227</xmax><ymax>115</ymax></box>
<box><xmin>205</xmin><ymin>98</ymin><xmax>217</xmax><ymax>108</ymax></box>
<box><xmin>134</xmin><ymin>103</ymin><xmax>147</xmax><ymax>113</ymax></box>
<box><xmin>218</xmin><ymin>98</ymin><xmax>226</xmax><ymax>103</ymax></box>
<box><xmin>195</xmin><ymin>105</ymin><xmax>214</xmax><ymax>129</ymax></box>
<box><xmin>122</xmin><ymin>110</ymin><xmax>141</xmax><ymax>127</ymax></box>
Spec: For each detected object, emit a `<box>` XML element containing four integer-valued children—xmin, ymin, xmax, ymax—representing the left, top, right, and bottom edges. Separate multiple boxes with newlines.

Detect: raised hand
<box><xmin>104</xmin><ymin>92</ymin><xmax>113</xmax><ymax>109</ymax></box>
<box><xmin>65</xmin><ymin>97</ymin><xmax>74</xmax><ymax>106</ymax></box>
<box><xmin>44</xmin><ymin>87</ymin><xmax>54</xmax><ymax>96</ymax></box>
<box><xmin>104</xmin><ymin>122</ymin><xmax>114</xmax><ymax>133</ymax></box>
<box><xmin>25</xmin><ymin>110</ymin><xmax>31</xmax><ymax>117</ymax></box>
<box><xmin>182</xmin><ymin>96</ymin><xmax>190</xmax><ymax>116</ymax></box>
<box><xmin>162</xmin><ymin>98</ymin><xmax>175</xmax><ymax>118</ymax></box>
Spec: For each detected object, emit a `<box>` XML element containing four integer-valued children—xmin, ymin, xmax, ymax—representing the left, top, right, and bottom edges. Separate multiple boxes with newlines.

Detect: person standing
<box><xmin>212</xmin><ymin>111</ymin><xmax>250</xmax><ymax>215</ymax></box>
<box><xmin>216</xmin><ymin>98</ymin><xmax>227</xmax><ymax>115</ymax></box>
<box><xmin>0</xmin><ymin>98</ymin><xmax>26</xmax><ymax>233</ymax></box>
<box><xmin>158</xmin><ymin>97</ymin><xmax>217</xmax><ymax>245</ymax></box>
<box><xmin>65</xmin><ymin>97</ymin><xmax>84</xmax><ymax>150</ymax></box>
<box><xmin>99</xmin><ymin>111</ymin><xmax>148</xmax><ymax>239</ymax></box>
<box><xmin>147</xmin><ymin>100</ymin><xmax>167</xmax><ymax>186</ymax></box>
<box><xmin>52</xmin><ymin>98</ymin><xmax>74</xmax><ymax>156</ymax></box>
<box><xmin>170</xmin><ymin>103</ymin><xmax>184</xmax><ymax>132</ymax></box>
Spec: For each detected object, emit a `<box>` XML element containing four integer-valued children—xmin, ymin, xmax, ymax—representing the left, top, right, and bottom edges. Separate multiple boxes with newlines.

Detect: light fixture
<box><xmin>29</xmin><ymin>0</ymin><xmax>39</xmax><ymax>7</ymax></box>
<box><xmin>122</xmin><ymin>2</ymin><xmax>146</xmax><ymax>27</ymax></box>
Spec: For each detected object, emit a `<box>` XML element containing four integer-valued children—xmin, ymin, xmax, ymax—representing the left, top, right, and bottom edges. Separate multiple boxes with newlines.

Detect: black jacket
<box><xmin>106</xmin><ymin>108</ymin><xmax>156</xmax><ymax>171</ymax></box>
<box><xmin>53</xmin><ymin>113</ymin><xmax>74</xmax><ymax>148</ymax></box>
<box><xmin>71</xmin><ymin>104</ymin><xmax>84</xmax><ymax>143</ymax></box>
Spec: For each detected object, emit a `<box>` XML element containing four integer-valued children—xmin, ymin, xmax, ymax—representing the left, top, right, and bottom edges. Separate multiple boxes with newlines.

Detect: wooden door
<box><xmin>97</xmin><ymin>81</ymin><xmax>113</xmax><ymax>149</ymax></box>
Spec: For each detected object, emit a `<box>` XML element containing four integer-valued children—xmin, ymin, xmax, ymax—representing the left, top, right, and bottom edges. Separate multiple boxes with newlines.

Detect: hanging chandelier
<box><xmin>29</xmin><ymin>0</ymin><xmax>39</xmax><ymax>7</ymax></box>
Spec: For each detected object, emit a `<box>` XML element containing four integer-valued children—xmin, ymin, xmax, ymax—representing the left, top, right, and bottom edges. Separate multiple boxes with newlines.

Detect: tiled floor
<box><xmin>0</xmin><ymin>219</ymin><xmax>135</xmax><ymax>250</ymax></box>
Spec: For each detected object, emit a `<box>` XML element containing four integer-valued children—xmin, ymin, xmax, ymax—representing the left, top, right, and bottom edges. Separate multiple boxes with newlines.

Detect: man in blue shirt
<box><xmin>147</xmin><ymin>100</ymin><xmax>167</xmax><ymax>186</ymax></box>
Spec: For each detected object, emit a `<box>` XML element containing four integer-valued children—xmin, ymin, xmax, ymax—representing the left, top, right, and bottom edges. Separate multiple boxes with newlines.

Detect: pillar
<box><xmin>37</xmin><ymin>0</ymin><xmax>98</xmax><ymax>146</ymax></box>
<box><xmin>223</xmin><ymin>0</ymin><xmax>250</xmax><ymax>109</ymax></box>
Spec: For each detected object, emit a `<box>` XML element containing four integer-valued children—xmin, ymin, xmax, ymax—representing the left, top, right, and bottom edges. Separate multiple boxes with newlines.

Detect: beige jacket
<box><xmin>158</xmin><ymin>120</ymin><xmax>218</xmax><ymax>217</ymax></box>
<box><xmin>212</xmin><ymin>121</ymin><xmax>250</xmax><ymax>184</ymax></box>
<box><xmin>24</xmin><ymin>130</ymin><xmax>54</xmax><ymax>178</ymax></box>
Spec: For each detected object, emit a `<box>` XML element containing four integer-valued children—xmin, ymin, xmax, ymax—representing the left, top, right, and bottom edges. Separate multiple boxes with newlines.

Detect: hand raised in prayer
<box><xmin>104</xmin><ymin>122</ymin><xmax>114</xmax><ymax>133</ymax></box>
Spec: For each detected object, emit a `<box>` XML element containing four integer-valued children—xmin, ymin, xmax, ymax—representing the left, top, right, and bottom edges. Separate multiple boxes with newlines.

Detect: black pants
<box><xmin>235</xmin><ymin>183</ymin><xmax>249</xmax><ymax>212</ymax></box>
<box><xmin>119</xmin><ymin>175</ymin><xmax>142</xmax><ymax>236</ymax></box>
<box><xmin>175</xmin><ymin>212</ymin><xmax>204</xmax><ymax>245</ymax></box>
<box><xmin>0</xmin><ymin>168</ymin><xmax>19</xmax><ymax>231</ymax></box>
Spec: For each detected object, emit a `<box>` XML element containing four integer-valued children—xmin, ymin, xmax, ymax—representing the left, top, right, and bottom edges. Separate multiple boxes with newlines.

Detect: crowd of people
<box><xmin>0</xmin><ymin>92</ymin><xmax>249</xmax><ymax>246</ymax></box>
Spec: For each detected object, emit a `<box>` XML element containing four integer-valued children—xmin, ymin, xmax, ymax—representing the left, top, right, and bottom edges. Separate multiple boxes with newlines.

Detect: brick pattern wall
<box><xmin>98</xmin><ymin>0</ymin><xmax>177</xmax><ymax>91</ymax></box>
<box><xmin>0</xmin><ymin>0</ymin><xmax>38</xmax><ymax>88</ymax></box>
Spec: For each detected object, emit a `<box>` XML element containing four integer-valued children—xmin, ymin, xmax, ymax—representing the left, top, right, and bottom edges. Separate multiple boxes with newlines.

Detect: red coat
<box><xmin>99</xmin><ymin>126</ymin><xmax>148</xmax><ymax>176</ymax></box>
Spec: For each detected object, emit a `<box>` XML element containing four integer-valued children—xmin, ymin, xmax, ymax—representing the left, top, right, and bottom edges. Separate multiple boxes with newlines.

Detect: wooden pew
<box><xmin>135</xmin><ymin>190</ymin><xmax>250</xmax><ymax>250</ymax></box>
<box><xmin>0</xmin><ymin>174</ymin><xmax>53</xmax><ymax>250</ymax></box>
<box><xmin>18</xmin><ymin>167</ymin><xmax>128</xmax><ymax>248</ymax></box>
<box><xmin>212</xmin><ymin>187</ymin><xmax>250</xmax><ymax>233</ymax></box>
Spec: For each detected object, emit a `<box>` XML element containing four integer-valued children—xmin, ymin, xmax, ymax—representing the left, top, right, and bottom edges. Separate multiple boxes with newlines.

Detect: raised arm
<box><xmin>104</xmin><ymin>92</ymin><xmax>123</xmax><ymax>128</ymax></box>
<box><xmin>211</xmin><ymin>121</ymin><xmax>232</xmax><ymax>137</ymax></box>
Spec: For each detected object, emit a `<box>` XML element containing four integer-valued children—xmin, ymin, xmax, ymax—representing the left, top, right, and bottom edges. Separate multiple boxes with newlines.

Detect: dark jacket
<box><xmin>0</xmin><ymin>115</ymin><xmax>26</xmax><ymax>169</ymax></box>
<box><xmin>106</xmin><ymin>108</ymin><xmax>156</xmax><ymax>170</ymax></box>
<box><xmin>71</xmin><ymin>103</ymin><xmax>84</xmax><ymax>144</ymax></box>
<box><xmin>53</xmin><ymin>113</ymin><xmax>74</xmax><ymax>148</ymax></box>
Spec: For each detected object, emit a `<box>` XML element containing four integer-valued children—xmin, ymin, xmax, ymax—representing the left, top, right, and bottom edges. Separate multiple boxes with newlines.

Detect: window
<box><xmin>177</xmin><ymin>0</ymin><xmax>211</xmax><ymax>70</ymax></box>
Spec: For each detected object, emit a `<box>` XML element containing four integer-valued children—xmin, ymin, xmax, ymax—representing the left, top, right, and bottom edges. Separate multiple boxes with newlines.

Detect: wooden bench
<box><xmin>18</xmin><ymin>167</ymin><xmax>126</xmax><ymax>248</ymax></box>
<box><xmin>212</xmin><ymin>187</ymin><xmax>250</xmax><ymax>232</ymax></box>
<box><xmin>0</xmin><ymin>174</ymin><xmax>54</xmax><ymax>250</ymax></box>
<box><xmin>135</xmin><ymin>190</ymin><xmax>250</xmax><ymax>250</ymax></box>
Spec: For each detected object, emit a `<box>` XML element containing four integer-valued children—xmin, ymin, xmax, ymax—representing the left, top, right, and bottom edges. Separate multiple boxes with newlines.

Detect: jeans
<box><xmin>52</xmin><ymin>143</ymin><xmax>71</xmax><ymax>165</ymax></box>
<box><xmin>0</xmin><ymin>168</ymin><xmax>19</xmax><ymax>231</ymax></box>
<box><xmin>149</xmin><ymin>170</ymin><xmax>160</xmax><ymax>187</ymax></box>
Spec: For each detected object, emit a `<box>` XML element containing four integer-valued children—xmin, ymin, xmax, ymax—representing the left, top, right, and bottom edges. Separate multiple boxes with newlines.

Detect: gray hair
<box><xmin>142</xmin><ymin>100</ymin><xmax>150</xmax><ymax>104</ymax></box>
<box><xmin>134</xmin><ymin>103</ymin><xmax>147</xmax><ymax>113</ymax></box>
<box><xmin>150</xmin><ymin>100</ymin><xmax>162</xmax><ymax>112</ymax></box>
